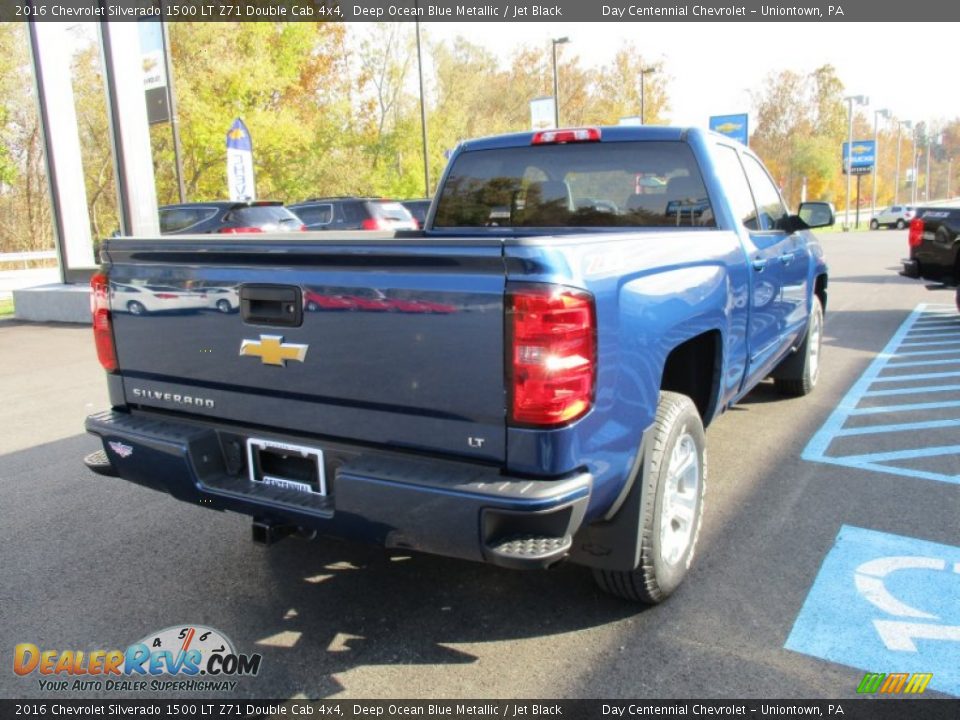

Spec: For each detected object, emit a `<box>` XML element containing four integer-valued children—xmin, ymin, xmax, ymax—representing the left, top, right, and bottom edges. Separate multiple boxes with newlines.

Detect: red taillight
<box><xmin>908</xmin><ymin>218</ymin><xmax>924</xmax><ymax>248</ymax></box>
<box><xmin>218</xmin><ymin>226</ymin><xmax>264</xmax><ymax>234</ymax></box>
<box><xmin>508</xmin><ymin>284</ymin><xmax>596</xmax><ymax>427</ymax></box>
<box><xmin>361</xmin><ymin>218</ymin><xmax>390</xmax><ymax>230</ymax></box>
<box><xmin>300</xmin><ymin>224</ymin><xmax>308</xmax><ymax>231</ymax></box>
<box><xmin>531</xmin><ymin>127</ymin><xmax>602</xmax><ymax>145</ymax></box>
<box><xmin>90</xmin><ymin>273</ymin><xmax>117</xmax><ymax>372</ymax></box>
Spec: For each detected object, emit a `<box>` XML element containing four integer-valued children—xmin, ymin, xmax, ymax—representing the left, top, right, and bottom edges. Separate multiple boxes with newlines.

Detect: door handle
<box><xmin>752</xmin><ymin>258</ymin><xmax>768</xmax><ymax>272</ymax></box>
<box><xmin>779</xmin><ymin>252</ymin><xmax>796</xmax><ymax>265</ymax></box>
<box><xmin>240</xmin><ymin>284</ymin><xmax>303</xmax><ymax>327</ymax></box>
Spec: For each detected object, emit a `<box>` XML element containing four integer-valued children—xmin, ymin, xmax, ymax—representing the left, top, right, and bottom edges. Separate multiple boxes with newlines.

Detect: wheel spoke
<box><xmin>659</xmin><ymin>432</ymin><xmax>701</xmax><ymax>567</ymax></box>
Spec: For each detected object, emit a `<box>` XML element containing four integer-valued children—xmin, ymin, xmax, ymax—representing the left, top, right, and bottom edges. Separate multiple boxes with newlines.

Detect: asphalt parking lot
<box><xmin>1</xmin><ymin>229</ymin><xmax>957</xmax><ymax>700</ymax></box>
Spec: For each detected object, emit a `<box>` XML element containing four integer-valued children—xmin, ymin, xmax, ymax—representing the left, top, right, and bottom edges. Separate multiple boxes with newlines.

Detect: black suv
<box><xmin>289</xmin><ymin>197</ymin><xmax>419</xmax><ymax>231</ymax></box>
<box><xmin>159</xmin><ymin>201</ymin><xmax>305</xmax><ymax>234</ymax></box>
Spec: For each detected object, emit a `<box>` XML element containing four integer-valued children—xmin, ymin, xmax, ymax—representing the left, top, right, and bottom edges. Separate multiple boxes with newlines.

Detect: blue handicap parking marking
<box><xmin>785</xmin><ymin>525</ymin><xmax>960</xmax><ymax>696</ymax></box>
<box><xmin>803</xmin><ymin>303</ymin><xmax>960</xmax><ymax>484</ymax></box>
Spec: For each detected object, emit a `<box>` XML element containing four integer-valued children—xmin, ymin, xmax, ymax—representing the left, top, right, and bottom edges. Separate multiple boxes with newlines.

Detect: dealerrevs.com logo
<box><xmin>14</xmin><ymin>625</ymin><xmax>262</xmax><ymax>693</ymax></box>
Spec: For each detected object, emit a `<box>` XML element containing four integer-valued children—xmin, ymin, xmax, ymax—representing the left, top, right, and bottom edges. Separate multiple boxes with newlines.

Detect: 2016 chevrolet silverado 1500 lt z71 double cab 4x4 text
<box><xmin>85</xmin><ymin>126</ymin><xmax>832</xmax><ymax>603</ymax></box>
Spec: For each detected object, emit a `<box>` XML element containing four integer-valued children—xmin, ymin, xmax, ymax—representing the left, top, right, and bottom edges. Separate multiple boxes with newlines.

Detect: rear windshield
<box><xmin>228</xmin><ymin>206</ymin><xmax>300</xmax><ymax>226</ymax></box>
<box><xmin>159</xmin><ymin>206</ymin><xmax>218</xmax><ymax>233</ymax></box>
<box><xmin>368</xmin><ymin>201</ymin><xmax>414</xmax><ymax>222</ymax></box>
<box><xmin>433</xmin><ymin>141</ymin><xmax>714</xmax><ymax>229</ymax></box>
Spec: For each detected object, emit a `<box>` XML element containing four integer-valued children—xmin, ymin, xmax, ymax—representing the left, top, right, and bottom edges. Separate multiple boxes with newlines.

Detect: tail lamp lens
<box><xmin>361</xmin><ymin>218</ymin><xmax>390</xmax><ymax>230</ymax></box>
<box><xmin>508</xmin><ymin>284</ymin><xmax>596</xmax><ymax>426</ymax></box>
<box><xmin>908</xmin><ymin>218</ymin><xmax>924</xmax><ymax>248</ymax></box>
<box><xmin>90</xmin><ymin>273</ymin><xmax>118</xmax><ymax>372</ymax></box>
<box><xmin>218</xmin><ymin>226</ymin><xmax>264</xmax><ymax>234</ymax></box>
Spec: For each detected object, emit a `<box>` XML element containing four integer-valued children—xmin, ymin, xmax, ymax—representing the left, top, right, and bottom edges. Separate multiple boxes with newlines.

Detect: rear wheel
<box><xmin>216</xmin><ymin>299</ymin><xmax>232</xmax><ymax>313</ymax></box>
<box><xmin>592</xmin><ymin>391</ymin><xmax>706</xmax><ymax>604</ymax></box>
<box><xmin>896</xmin><ymin>219</ymin><xmax>907</xmax><ymax>229</ymax></box>
<box><xmin>870</xmin><ymin>219</ymin><xmax>879</xmax><ymax>230</ymax></box>
<box><xmin>774</xmin><ymin>295</ymin><xmax>823</xmax><ymax>397</ymax></box>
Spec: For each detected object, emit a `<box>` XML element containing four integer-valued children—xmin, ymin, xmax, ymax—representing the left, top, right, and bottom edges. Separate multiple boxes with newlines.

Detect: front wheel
<box><xmin>593</xmin><ymin>391</ymin><xmax>706</xmax><ymax>604</ymax></box>
<box><xmin>127</xmin><ymin>300</ymin><xmax>146</xmax><ymax>315</ymax></box>
<box><xmin>774</xmin><ymin>295</ymin><xmax>823</xmax><ymax>397</ymax></box>
<box><xmin>896</xmin><ymin>219</ymin><xmax>907</xmax><ymax>230</ymax></box>
<box><xmin>870</xmin><ymin>219</ymin><xmax>879</xmax><ymax>230</ymax></box>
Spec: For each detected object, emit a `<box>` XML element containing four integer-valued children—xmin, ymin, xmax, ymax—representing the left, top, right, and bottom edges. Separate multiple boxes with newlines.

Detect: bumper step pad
<box><xmin>486</xmin><ymin>534</ymin><xmax>572</xmax><ymax>569</ymax></box>
<box><xmin>83</xmin><ymin>449</ymin><xmax>118</xmax><ymax>477</ymax></box>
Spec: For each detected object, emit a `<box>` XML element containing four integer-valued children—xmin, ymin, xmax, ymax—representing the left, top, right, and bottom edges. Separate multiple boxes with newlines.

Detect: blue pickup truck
<box><xmin>85</xmin><ymin>126</ymin><xmax>831</xmax><ymax>603</ymax></box>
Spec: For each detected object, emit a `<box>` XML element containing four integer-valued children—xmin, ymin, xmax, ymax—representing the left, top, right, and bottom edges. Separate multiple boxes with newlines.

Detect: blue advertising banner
<box><xmin>226</xmin><ymin>118</ymin><xmax>255</xmax><ymax>201</ymax></box>
<box><xmin>843</xmin><ymin>140</ymin><xmax>876</xmax><ymax>174</ymax></box>
<box><xmin>709</xmin><ymin>113</ymin><xmax>749</xmax><ymax>145</ymax></box>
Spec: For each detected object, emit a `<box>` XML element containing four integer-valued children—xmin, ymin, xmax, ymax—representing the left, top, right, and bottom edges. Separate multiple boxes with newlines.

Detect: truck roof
<box><xmin>458</xmin><ymin>125</ymin><xmax>701</xmax><ymax>152</ymax></box>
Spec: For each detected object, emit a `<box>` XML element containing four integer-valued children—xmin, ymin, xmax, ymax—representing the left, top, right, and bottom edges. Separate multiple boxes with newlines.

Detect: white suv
<box><xmin>871</xmin><ymin>205</ymin><xmax>917</xmax><ymax>230</ymax></box>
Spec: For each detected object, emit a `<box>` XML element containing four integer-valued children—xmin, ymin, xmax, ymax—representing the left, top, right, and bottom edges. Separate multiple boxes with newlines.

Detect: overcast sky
<box><xmin>422</xmin><ymin>22</ymin><xmax>952</xmax><ymax>130</ymax></box>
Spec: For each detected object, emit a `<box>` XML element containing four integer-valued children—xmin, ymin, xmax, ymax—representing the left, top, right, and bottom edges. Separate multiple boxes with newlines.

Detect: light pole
<box><xmin>415</xmin><ymin>20</ymin><xmax>430</xmax><ymax>198</ymax></box>
<box><xmin>843</xmin><ymin>94</ymin><xmax>868</xmax><ymax>230</ymax></box>
<box><xmin>912</xmin><ymin>127</ymin><xmax>922</xmax><ymax>205</ymax></box>
<box><xmin>925</xmin><ymin>133</ymin><xmax>939</xmax><ymax>201</ymax></box>
<box><xmin>894</xmin><ymin>119</ymin><xmax>912</xmax><ymax>205</ymax></box>
<box><xmin>871</xmin><ymin>108</ymin><xmax>890</xmax><ymax>220</ymax></box>
<box><xmin>551</xmin><ymin>36</ymin><xmax>569</xmax><ymax>128</ymax></box>
<box><xmin>640</xmin><ymin>66</ymin><xmax>657</xmax><ymax>125</ymax></box>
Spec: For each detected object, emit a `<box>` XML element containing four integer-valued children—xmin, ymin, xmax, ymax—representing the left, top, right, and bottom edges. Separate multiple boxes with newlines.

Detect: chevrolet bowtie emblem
<box><xmin>239</xmin><ymin>335</ymin><xmax>308</xmax><ymax>367</ymax></box>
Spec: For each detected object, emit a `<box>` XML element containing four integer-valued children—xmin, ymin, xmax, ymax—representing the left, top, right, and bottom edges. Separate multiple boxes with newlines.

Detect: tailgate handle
<box><xmin>240</xmin><ymin>284</ymin><xmax>303</xmax><ymax>327</ymax></box>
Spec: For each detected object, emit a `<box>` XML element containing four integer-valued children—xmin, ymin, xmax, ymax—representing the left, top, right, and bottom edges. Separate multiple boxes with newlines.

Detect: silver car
<box><xmin>870</xmin><ymin>205</ymin><xmax>917</xmax><ymax>230</ymax></box>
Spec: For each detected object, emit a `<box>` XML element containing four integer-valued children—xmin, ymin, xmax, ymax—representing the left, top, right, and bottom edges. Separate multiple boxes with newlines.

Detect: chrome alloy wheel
<box><xmin>659</xmin><ymin>431</ymin><xmax>701</xmax><ymax>567</ymax></box>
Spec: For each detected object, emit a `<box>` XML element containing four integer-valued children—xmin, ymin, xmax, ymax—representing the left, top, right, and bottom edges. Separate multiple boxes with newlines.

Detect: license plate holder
<box><xmin>246</xmin><ymin>438</ymin><xmax>327</xmax><ymax>496</ymax></box>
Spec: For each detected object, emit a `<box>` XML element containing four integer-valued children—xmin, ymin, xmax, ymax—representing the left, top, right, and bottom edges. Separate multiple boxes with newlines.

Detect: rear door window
<box><xmin>342</xmin><ymin>202</ymin><xmax>365</xmax><ymax>225</ymax></box>
<box><xmin>228</xmin><ymin>206</ymin><xmax>301</xmax><ymax>227</ymax></box>
<box><xmin>433</xmin><ymin>141</ymin><xmax>714</xmax><ymax>229</ymax></box>
<box><xmin>296</xmin><ymin>205</ymin><xmax>333</xmax><ymax>225</ymax></box>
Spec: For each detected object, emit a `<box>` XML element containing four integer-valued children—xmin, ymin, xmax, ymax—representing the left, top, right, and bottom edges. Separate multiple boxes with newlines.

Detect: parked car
<box><xmin>871</xmin><ymin>205</ymin><xmax>917</xmax><ymax>230</ymax></box>
<box><xmin>110</xmin><ymin>283</ymin><xmax>207</xmax><ymax>315</ymax></box>
<box><xmin>158</xmin><ymin>201</ymin><xmax>305</xmax><ymax>235</ymax></box>
<box><xmin>202</xmin><ymin>286</ymin><xmax>240</xmax><ymax>313</ymax></box>
<box><xmin>289</xmin><ymin>197</ymin><xmax>418</xmax><ymax>231</ymax></box>
<box><xmin>400</xmin><ymin>198</ymin><xmax>432</xmax><ymax>227</ymax></box>
<box><xmin>900</xmin><ymin>205</ymin><xmax>960</xmax><ymax>284</ymax></box>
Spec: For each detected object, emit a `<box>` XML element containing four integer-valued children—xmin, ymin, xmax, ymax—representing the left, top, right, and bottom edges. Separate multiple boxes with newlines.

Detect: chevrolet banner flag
<box><xmin>226</xmin><ymin>118</ymin><xmax>255</xmax><ymax>202</ymax></box>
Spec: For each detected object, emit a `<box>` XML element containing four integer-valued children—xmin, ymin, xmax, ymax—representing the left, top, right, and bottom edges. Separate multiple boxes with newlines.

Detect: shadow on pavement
<box><xmin>0</xmin><ymin>434</ymin><xmax>640</xmax><ymax>700</ymax></box>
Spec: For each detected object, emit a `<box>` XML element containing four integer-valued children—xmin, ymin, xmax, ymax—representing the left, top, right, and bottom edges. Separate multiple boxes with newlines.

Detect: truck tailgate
<box><xmin>104</xmin><ymin>237</ymin><xmax>507</xmax><ymax>463</ymax></box>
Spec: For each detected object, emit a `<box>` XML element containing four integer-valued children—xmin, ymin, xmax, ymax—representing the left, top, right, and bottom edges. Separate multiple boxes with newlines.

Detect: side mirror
<box><xmin>797</xmin><ymin>201</ymin><xmax>835</xmax><ymax>229</ymax></box>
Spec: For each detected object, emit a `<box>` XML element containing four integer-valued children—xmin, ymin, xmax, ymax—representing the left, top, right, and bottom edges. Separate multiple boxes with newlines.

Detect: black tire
<box><xmin>216</xmin><ymin>299</ymin><xmax>232</xmax><ymax>313</ymax></box>
<box><xmin>869</xmin><ymin>219</ymin><xmax>879</xmax><ymax>230</ymax></box>
<box><xmin>592</xmin><ymin>391</ymin><xmax>706</xmax><ymax>604</ymax></box>
<box><xmin>774</xmin><ymin>295</ymin><xmax>824</xmax><ymax>397</ymax></box>
<box><xmin>127</xmin><ymin>300</ymin><xmax>146</xmax><ymax>315</ymax></box>
<box><xmin>896</xmin><ymin>219</ymin><xmax>907</xmax><ymax>230</ymax></box>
